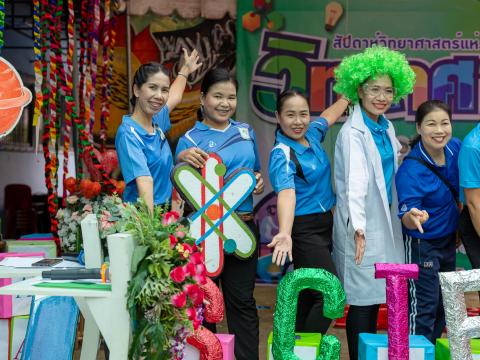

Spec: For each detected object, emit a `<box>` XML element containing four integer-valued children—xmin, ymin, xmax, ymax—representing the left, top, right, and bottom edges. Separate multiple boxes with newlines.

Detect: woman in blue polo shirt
<box><xmin>115</xmin><ymin>49</ymin><xmax>201</xmax><ymax>212</ymax></box>
<box><xmin>396</xmin><ymin>100</ymin><xmax>461</xmax><ymax>343</ymax></box>
<box><xmin>175</xmin><ymin>67</ymin><xmax>263</xmax><ymax>360</ymax></box>
<box><xmin>268</xmin><ymin>90</ymin><xmax>349</xmax><ymax>333</ymax></box>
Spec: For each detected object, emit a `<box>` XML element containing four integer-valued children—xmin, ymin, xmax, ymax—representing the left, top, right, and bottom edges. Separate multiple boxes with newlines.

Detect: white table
<box><xmin>0</xmin><ymin>215</ymin><xmax>135</xmax><ymax>360</ymax></box>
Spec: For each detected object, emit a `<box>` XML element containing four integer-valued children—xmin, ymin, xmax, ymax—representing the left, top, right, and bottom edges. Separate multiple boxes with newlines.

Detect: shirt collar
<box><xmin>361</xmin><ymin>109</ymin><xmax>389</xmax><ymax>133</ymax></box>
<box><xmin>275</xmin><ymin>129</ymin><xmax>309</xmax><ymax>154</ymax></box>
<box><xmin>123</xmin><ymin>115</ymin><xmax>155</xmax><ymax>136</ymax></box>
<box><xmin>194</xmin><ymin>119</ymin><xmax>233</xmax><ymax>132</ymax></box>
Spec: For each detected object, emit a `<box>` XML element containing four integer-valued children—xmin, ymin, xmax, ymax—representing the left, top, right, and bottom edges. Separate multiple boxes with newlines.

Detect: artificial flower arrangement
<box><xmin>56</xmin><ymin>176</ymin><xmax>126</xmax><ymax>253</ymax></box>
<box><xmin>123</xmin><ymin>201</ymin><xmax>207</xmax><ymax>360</ymax></box>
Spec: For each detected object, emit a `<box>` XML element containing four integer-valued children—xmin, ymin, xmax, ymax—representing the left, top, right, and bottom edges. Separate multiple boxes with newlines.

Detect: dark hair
<box><xmin>276</xmin><ymin>89</ymin><xmax>310</xmax><ymax>114</ymax></box>
<box><xmin>197</xmin><ymin>67</ymin><xmax>238</xmax><ymax>121</ymax></box>
<box><xmin>130</xmin><ymin>62</ymin><xmax>169</xmax><ymax>107</ymax></box>
<box><xmin>410</xmin><ymin>100</ymin><xmax>452</xmax><ymax>146</ymax></box>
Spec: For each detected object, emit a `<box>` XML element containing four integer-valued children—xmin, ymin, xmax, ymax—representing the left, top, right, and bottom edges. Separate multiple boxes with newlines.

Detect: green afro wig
<box><xmin>333</xmin><ymin>46</ymin><xmax>416</xmax><ymax>104</ymax></box>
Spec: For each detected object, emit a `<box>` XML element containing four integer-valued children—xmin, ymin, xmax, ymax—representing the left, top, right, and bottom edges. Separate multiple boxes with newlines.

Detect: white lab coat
<box><xmin>332</xmin><ymin>104</ymin><xmax>404</xmax><ymax>306</ymax></box>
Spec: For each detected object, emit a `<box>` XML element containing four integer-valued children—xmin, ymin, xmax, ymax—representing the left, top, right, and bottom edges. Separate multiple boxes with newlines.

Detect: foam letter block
<box><xmin>0</xmin><ymin>315</ymin><xmax>29</xmax><ymax>360</ymax></box>
<box><xmin>359</xmin><ymin>333</ymin><xmax>434</xmax><ymax>360</ymax></box>
<box><xmin>267</xmin><ymin>332</ymin><xmax>321</xmax><ymax>360</ymax></box>
<box><xmin>6</xmin><ymin>240</ymin><xmax>56</xmax><ymax>258</ymax></box>
<box><xmin>0</xmin><ymin>252</ymin><xmax>44</xmax><ymax>318</ymax></box>
<box><xmin>10</xmin><ymin>315</ymin><xmax>29</xmax><ymax>360</ymax></box>
<box><xmin>215</xmin><ymin>334</ymin><xmax>234</xmax><ymax>360</ymax></box>
<box><xmin>435</xmin><ymin>338</ymin><xmax>480</xmax><ymax>360</ymax></box>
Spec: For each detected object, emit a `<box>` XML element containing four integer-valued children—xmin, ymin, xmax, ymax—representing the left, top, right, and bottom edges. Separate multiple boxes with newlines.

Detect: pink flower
<box><xmin>193</xmin><ymin>319</ymin><xmax>201</xmax><ymax>330</ymax></box>
<box><xmin>71</xmin><ymin>211</ymin><xmax>82</xmax><ymax>222</ymax></box>
<box><xmin>171</xmin><ymin>292</ymin><xmax>187</xmax><ymax>308</ymax></box>
<box><xmin>183</xmin><ymin>263</ymin><xmax>196</xmax><ymax>277</ymax></box>
<box><xmin>162</xmin><ymin>211</ymin><xmax>180</xmax><ymax>225</ymax></box>
<box><xmin>181</xmin><ymin>243</ymin><xmax>192</xmax><ymax>259</ymax></box>
<box><xmin>83</xmin><ymin>204</ymin><xmax>93</xmax><ymax>213</ymax></box>
<box><xmin>195</xmin><ymin>263</ymin><xmax>206</xmax><ymax>276</ymax></box>
<box><xmin>170</xmin><ymin>266</ymin><xmax>186</xmax><ymax>283</ymax></box>
<box><xmin>169</xmin><ymin>234</ymin><xmax>178</xmax><ymax>248</ymax></box>
<box><xmin>186</xmin><ymin>307</ymin><xmax>196</xmax><ymax>321</ymax></box>
<box><xmin>184</xmin><ymin>284</ymin><xmax>204</xmax><ymax>306</ymax></box>
<box><xmin>193</xmin><ymin>274</ymin><xmax>207</xmax><ymax>285</ymax></box>
<box><xmin>101</xmin><ymin>219</ymin><xmax>114</xmax><ymax>231</ymax></box>
<box><xmin>189</xmin><ymin>252</ymin><xmax>203</xmax><ymax>265</ymax></box>
<box><xmin>66</xmin><ymin>195</ymin><xmax>79</xmax><ymax>205</ymax></box>
<box><xmin>175</xmin><ymin>231</ymin><xmax>186</xmax><ymax>239</ymax></box>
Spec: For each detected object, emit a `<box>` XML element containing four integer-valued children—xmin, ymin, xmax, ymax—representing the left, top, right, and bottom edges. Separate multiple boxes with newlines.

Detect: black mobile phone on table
<box><xmin>32</xmin><ymin>258</ymin><xmax>63</xmax><ymax>267</ymax></box>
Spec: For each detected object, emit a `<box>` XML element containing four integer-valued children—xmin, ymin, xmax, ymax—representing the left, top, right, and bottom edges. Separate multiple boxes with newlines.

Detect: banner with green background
<box><xmin>238</xmin><ymin>0</ymin><xmax>480</xmax><ymax>281</ymax></box>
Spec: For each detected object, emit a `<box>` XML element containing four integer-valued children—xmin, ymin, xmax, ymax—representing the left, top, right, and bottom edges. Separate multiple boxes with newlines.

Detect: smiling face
<box><xmin>417</xmin><ymin>108</ymin><xmax>452</xmax><ymax>153</ymax></box>
<box><xmin>133</xmin><ymin>71</ymin><xmax>170</xmax><ymax>117</ymax></box>
<box><xmin>358</xmin><ymin>75</ymin><xmax>394</xmax><ymax>120</ymax></box>
<box><xmin>276</xmin><ymin>94</ymin><xmax>310</xmax><ymax>143</ymax></box>
<box><xmin>201</xmin><ymin>81</ymin><xmax>237</xmax><ymax>128</ymax></box>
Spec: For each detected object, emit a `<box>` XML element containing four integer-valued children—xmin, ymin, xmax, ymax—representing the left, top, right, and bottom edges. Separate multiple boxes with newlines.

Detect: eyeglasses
<box><xmin>362</xmin><ymin>84</ymin><xmax>395</xmax><ymax>99</ymax></box>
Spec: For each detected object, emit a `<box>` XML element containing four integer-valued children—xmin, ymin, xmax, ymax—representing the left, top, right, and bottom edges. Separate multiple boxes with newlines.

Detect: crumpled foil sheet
<box><xmin>200</xmin><ymin>277</ymin><xmax>224</xmax><ymax>323</ymax></box>
<box><xmin>186</xmin><ymin>326</ymin><xmax>223</xmax><ymax>360</ymax></box>
<box><xmin>440</xmin><ymin>269</ymin><xmax>480</xmax><ymax>360</ymax></box>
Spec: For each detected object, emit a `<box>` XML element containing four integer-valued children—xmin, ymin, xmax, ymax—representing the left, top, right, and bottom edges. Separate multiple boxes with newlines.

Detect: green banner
<box><xmin>240</xmin><ymin>0</ymin><xmax>480</xmax><ymax>281</ymax></box>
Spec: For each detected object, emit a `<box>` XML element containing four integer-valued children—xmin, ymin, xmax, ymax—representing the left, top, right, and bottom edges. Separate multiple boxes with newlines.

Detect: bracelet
<box><xmin>341</xmin><ymin>96</ymin><xmax>351</xmax><ymax>105</ymax></box>
<box><xmin>177</xmin><ymin>72</ymin><xmax>188</xmax><ymax>79</ymax></box>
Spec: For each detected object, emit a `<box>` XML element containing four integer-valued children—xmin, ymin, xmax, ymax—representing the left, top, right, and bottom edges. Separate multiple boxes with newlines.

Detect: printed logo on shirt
<box><xmin>401</xmin><ymin>204</ymin><xmax>408</xmax><ymax>212</ymax></box>
<box><xmin>208</xmin><ymin>140</ymin><xmax>216</xmax><ymax>148</ymax></box>
<box><xmin>238</xmin><ymin>127</ymin><xmax>250</xmax><ymax>140</ymax></box>
<box><xmin>423</xmin><ymin>261</ymin><xmax>434</xmax><ymax>268</ymax></box>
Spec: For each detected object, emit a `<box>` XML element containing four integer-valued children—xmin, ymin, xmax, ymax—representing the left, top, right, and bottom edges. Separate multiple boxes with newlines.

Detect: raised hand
<box><xmin>179</xmin><ymin>48</ymin><xmax>202</xmax><ymax>76</ymax></box>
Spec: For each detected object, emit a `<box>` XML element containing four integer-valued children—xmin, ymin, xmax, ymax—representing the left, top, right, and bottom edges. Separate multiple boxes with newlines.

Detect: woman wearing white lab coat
<box><xmin>331</xmin><ymin>46</ymin><xmax>415</xmax><ymax>360</ymax></box>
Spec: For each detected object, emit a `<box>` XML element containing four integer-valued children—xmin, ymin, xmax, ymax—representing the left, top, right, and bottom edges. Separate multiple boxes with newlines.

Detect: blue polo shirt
<box><xmin>362</xmin><ymin>110</ymin><xmax>394</xmax><ymax>204</ymax></box>
<box><xmin>396</xmin><ymin>138</ymin><xmax>461</xmax><ymax>239</ymax></box>
<box><xmin>115</xmin><ymin>106</ymin><xmax>173</xmax><ymax>205</ymax></box>
<box><xmin>269</xmin><ymin>117</ymin><xmax>335</xmax><ymax>216</ymax></box>
<box><xmin>459</xmin><ymin>123</ymin><xmax>480</xmax><ymax>203</ymax></box>
<box><xmin>175</xmin><ymin>120</ymin><xmax>261</xmax><ymax>212</ymax></box>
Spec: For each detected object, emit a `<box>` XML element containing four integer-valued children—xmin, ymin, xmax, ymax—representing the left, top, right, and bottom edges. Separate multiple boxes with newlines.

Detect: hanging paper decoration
<box><xmin>172</xmin><ymin>154</ymin><xmax>257</xmax><ymax>277</ymax></box>
<box><xmin>375</xmin><ymin>263</ymin><xmax>419</xmax><ymax>360</ymax></box>
<box><xmin>439</xmin><ymin>269</ymin><xmax>480</xmax><ymax>360</ymax></box>
<box><xmin>0</xmin><ymin>58</ymin><xmax>32</xmax><ymax>138</ymax></box>
<box><xmin>31</xmin><ymin>0</ymin><xmax>118</xmax><ymax>250</ymax></box>
<box><xmin>242</xmin><ymin>0</ymin><xmax>284</xmax><ymax>32</ymax></box>
<box><xmin>88</xmin><ymin>0</ymin><xmax>101</xmax><ymax>137</ymax></box>
<box><xmin>0</xmin><ymin>0</ymin><xmax>4</xmax><ymax>49</ymax></box>
<box><xmin>272</xmin><ymin>268</ymin><xmax>346</xmax><ymax>360</ymax></box>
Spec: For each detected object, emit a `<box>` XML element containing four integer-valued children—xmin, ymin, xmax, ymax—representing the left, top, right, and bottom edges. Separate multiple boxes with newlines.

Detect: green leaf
<box><xmin>131</xmin><ymin>245</ymin><xmax>149</xmax><ymax>273</ymax></box>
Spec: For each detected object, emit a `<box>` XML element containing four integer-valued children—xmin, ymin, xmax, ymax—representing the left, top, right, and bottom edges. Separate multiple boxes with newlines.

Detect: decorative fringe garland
<box><xmin>99</xmin><ymin>0</ymin><xmax>111</xmax><ymax>149</ymax></box>
<box><xmin>89</xmin><ymin>0</ymin><xmax>101</xmax><ymax>138</ymax></box>
<box><xmin>33</xmin><ymin>0</ymin><xmax>117</xmax><ymax>251</ymax></box>
<box><xmin>0</xmin><ymin>0</ymin><xmax>4</xmax><ymax>50</ymax></box>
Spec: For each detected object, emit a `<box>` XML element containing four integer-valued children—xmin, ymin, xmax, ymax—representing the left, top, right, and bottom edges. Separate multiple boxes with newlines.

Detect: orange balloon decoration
<box><xmin>0</xmin><ymin>57</ymin><xmax>32</xmax><ymax>138</ymax></box>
